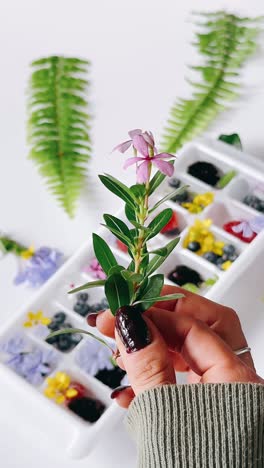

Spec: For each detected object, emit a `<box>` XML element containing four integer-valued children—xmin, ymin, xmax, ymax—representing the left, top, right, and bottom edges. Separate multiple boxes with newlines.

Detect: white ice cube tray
<box><xmin>0</xmin><ymin>138</ymin><xmax>264</xmax><ymax>459</ymax></box>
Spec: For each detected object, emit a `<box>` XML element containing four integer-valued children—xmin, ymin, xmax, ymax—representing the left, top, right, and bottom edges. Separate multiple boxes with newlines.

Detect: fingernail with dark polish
<box><xmin>111</xmin><ymin>385</ymin><xmax>131</xmax><ymax>399</ymax></box>
<box><xmin>115</xmin><ymin>306</ymin><xmax>151</xmax><ymax>353</ymax></box>
<box><xmin>87</xmin><ymin>311</ymin><xmax>103</xmax><ymax>327</ymax></box>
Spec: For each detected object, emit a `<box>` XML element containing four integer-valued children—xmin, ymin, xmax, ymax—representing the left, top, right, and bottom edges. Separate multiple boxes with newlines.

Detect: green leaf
<box><xmin>105</xmin><ymin>273</ymin><xmax>131</xmax><ymax>315</ymax></box>
<box><xmin>27</xmin><ymin>56</ymin><xmax>91</xmax><ymax>217</ymax></box>
<box><xmin>148</xmin><ymin>247</ymin><xmax>168</xmax><ymax>256</ymax></box>
<box><xmin>125</xmin><ymin>203</ymin><xmax>137</xmax><ymax>224</ymax></box>
<box><xmin>135</xmin><ymin>274</ymin><xmax>164</xmax><ymax>311</ymax></box>
<box><xmin>99</xmin><ymin>174</ymin><xmax>136</xmax><ymax>208</ymax></box>
<box><xmin>182</xmin><ymin>283</ymin><xmax>200</xmax><ymax>293</ymax></box>
<box><xmin>93</xmin><ymin>233</ymin><xmax>118</xmax><ymax>274</ymax></box>
<box><xmin>146</xmin><ymin>237</ymin><xmax>180</xmax><ymax>276</ymax></box>
<box><xmin>68</xmin><ymin>279</ymin><xmax>105</xmax><ymax>294</ymax></box>
<box><xmin>108</xmin><ymin>265</ymin><xmax>125</xmax><ymax>275</ymax></box>
<box><xmin>101</xmin><ymin>223</ymin><xmax>132</xmax><ymax>247</ymax></box>
<box><xmin>103</xmin><ymin>214</ymin><xmax>131</xmax><ymax>240</ymax></box>
<box><xmin>217</xmin><ymin>170</ymin><xmax>237</xmax><ymax>189</ymax></box>
<box><xmin>130</xmin><ymin>184</ymin><xmax>146</xmax><ymax>198</ymax></box>
<box><xmin>161</xmin><ymin>13</ymin><xmax>261</xmax><ymax>154</ymax></box>
<box><xmin>46</xmin><ymin>328</ymin><xmax>114</xmax><ymax>352</ymax></box>
<box><xmin>134</xmin><ymin>293</ymin><xmax>184</xmax><ymax>305</ymax></box>
<box><xmin>146</xmin><ymin>208</ymin><xmax>173</xmax><ymax>240</ymax></box>
<box><xmin>150</xmin><ymin>186</ymin><xmax>188</xmax><ymax>212</ymax></box>
<box><xmin>218</xmin><ymin>133</ymin><xmax>242</xmax><ymax>149</ymax></box>
<box><xmin>203</xmin><ymin>275</ymin><xmax>219</xmax><ymax>286</ymax></box>
<box><xmin>121</xmin><ymin>271</ymin><xmax>144</xmax><ymax>283</ymax></box>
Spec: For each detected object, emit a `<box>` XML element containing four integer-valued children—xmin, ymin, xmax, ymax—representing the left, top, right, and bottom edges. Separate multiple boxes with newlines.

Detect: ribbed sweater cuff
<box><xmin>126</xmin><ymin>383</ymin><xmax>264</xmax><ymax>468</ymax></box>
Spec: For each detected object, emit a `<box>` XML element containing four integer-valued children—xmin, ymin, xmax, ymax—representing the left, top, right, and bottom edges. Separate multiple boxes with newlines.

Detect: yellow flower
<box><xmin>21</xmin><ymin>245</ymin><xmax>35</xmax><ymax>260</ymax></box>
<box><xmin>182</xmin><ymin>192</ymin><xmax>214</xmax><ymax>214</ymax></box>
<box><xmin>193</xmin><ymin>192</ymin><xmax>214</xmax><ymax>208</ymax></box>
<box><xmin>221</xmin><ymin>260</ymin><xmax>232</xmax><ymax>271</ymax></box>
<box><xmin>23</xmin><ymin>310</ymin><xmax>51</xmax><ymax>328</ymax></box>
<box><xmin>44</xmin><ymin>372</ymin><xmax>78</xmax><ymax>404</ymax></box>
<box><xmin>183</xmin><ymin>219</ymin><xmax>213</xmax><ymax>249</ymax></box>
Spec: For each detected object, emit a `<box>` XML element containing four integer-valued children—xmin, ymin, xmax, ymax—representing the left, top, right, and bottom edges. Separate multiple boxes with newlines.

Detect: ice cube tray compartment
<box><xmin>1</xmin><ymin>138</ymin><xmax>264</xmax><ymax>459</ymax></box>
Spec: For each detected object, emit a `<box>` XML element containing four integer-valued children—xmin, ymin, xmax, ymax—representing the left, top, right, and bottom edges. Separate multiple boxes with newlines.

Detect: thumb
<box><xmin>115</xmin><ymin>306</ymin><xmax>176</xmax><ymax>396</ymax></box>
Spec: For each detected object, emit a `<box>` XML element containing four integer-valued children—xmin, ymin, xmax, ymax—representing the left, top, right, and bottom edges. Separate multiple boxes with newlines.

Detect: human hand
<box><xmin>88</xmin><ymin>286</ymin><xmax>263</xmax><ymax>408</ymax></box>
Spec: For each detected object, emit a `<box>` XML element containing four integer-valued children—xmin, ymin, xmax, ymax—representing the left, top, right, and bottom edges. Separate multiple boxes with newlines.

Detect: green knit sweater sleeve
<box><xmin>126</xmin><ymin>383</ymin><xmax>264</xmax><ymax>468</ymax></box>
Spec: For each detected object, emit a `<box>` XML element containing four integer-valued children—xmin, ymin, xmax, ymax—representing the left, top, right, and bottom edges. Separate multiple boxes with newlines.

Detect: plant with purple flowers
<box><xmin>0</xmin><ymin>335</ymin><xmax>57</xmax><ymax>385</ymax></box>
<box><xmin>47</xmin><ymin>129</ymin><xmax>185</xmax><ymax>347</ymax></box>
<box><xmin>0</xmin><ymin>235</ymin><xmax>63</xmax><ymax>287</ymax></box>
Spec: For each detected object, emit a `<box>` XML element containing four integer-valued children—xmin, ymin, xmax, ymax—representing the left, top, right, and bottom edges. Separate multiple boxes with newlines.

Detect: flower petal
<box><xmin>231</xmin><ymin>222</ymin><xmax>244</xmax><ymax>234</ymax></box>
<box><xmin>132</xmin><ymin>134</ymin><xmax>149</xmax><ymax>156</ymax></box>
<box><xmin>153</xmin><ymin>160</ymin><xmax>174</xmax><ymax>177</ymax></box>
<box><xmin>249</xmin><ymin>215</ymin><xmax>264</xmax><ymax>234</ymax></box>
<box><xmin>142</xmin><ymin>131</ymin><xmax>155</xmax><ymax>147</ymax></box>
<box><xmin>123</xmin><ymin>157</ymin><xmax>145</xmax><ymax>170</ymax></box>
<box><xmin>137</xmin><ymin>161</ymin><xmax>150</xmax><ymax>183</ymax></box>
<box><xmin>128</xmin><ymin>129</ymin><xmax>142</xmax><ymax>138</ymax></box>
<box><xmin>112</xmin><ymin>140</ymin><xmax>132</xmax><ymax>153</ymax></box>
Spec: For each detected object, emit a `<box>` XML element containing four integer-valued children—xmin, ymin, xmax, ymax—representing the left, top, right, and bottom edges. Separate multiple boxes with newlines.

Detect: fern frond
<box><xmin>27</xmin><ymin>56</ymin><xmax>91</xmax><ymax>217</ymax></box>
<box><xmin>162</xmin><ymin>12</ymin><xmax>262</xmax><ymax>154</ymax></box>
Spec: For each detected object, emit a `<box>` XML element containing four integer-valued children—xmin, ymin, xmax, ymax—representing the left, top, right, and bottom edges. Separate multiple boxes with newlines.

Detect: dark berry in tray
<box><xmin>168</xmin><ymin>265</ymin><xmax>203</xmax><ymax>287</ymax></box>
<box><xmin>243</xmin><ymin>194</ymin><xmax>264</xmax><ymax>213</ymax></box>
<box><xmin>46</xmin><ymin>313</ymin><xmax>82</xmax><ymax>352</ymax></box>
<box><xmin>188</xmin><ymin>161</ymin><xmax>220</xmax><ymax>186</ymax></box>
<box><xmin>95</xmin><ymin>367</ymin><xmax>126</xmax><ymax>389</ymax></box>
<box><xmin>68</xmin><ymin>396</ymin><xmax>105</xmax><ymax>423</ymax></box>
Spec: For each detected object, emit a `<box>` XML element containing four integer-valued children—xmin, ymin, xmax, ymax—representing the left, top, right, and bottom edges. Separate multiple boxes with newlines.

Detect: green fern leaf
<box><xmin>27</xmin><ymin>56</ymin><xmax>91</xmax><ymax>217</ymax></box>
<box><xmin>162</xmin><ymin>12</ymin><xmax>262</xmax><ymax>154</ymax></box>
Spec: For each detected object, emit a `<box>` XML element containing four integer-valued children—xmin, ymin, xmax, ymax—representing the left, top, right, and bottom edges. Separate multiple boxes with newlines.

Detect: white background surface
<box><xmin>0</xmin><ymin>0</ymin><xmax>263</xmax><ymax>467</ymax></box>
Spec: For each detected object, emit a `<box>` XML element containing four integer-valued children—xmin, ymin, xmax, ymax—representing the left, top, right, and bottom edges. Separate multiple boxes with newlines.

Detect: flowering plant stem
<box><xmin>48</xmin><ymin>129</ymin><xmax>185</xmax><ymax>346</ymax></box>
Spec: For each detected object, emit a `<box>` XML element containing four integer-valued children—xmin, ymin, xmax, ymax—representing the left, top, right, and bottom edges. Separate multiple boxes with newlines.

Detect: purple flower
<box><xmin>232</xmin><ymin>215</ymin><xmax>264</xmax><ymax>238</ymax></box>
<box><xmin>112</xmin><ymin>129</ymin><xmax>156</xmax><ymax>154</ymax></box>
<box><xmin>113</xmin><ymin>129</ymin><xmax>175</xmax><ymax>183</ymax></box>
<box><xmin>76</xmin><ymin>338</ymin><xmax>114</xmax><ymax>376</ymax></box>
<box><xmin>14</xmin><ymin>247</ymin><xmax>63</xmax><ymax>287</ymax></box>
<box><xmin>83</xmin><ymin>258</ymin><xmax>107</xmax><ymax>280</ymax></box>
<box><xmin>1</xmin><ymin>335</ymin><xmax>57</xmax><ymax>385</ymax></box>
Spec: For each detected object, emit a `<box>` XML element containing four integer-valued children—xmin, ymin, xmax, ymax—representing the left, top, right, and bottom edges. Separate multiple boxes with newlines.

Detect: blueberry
<box><xmin>92</xmin><ymin>303</ymin><xmax>105</xmax><ymax>312</ymax></box>
<box><xmin>63</xmin><ymin>322</ymin><xmax>73</xmax><ymax>329</ymax></box>
<box><xmin>258</xmin><ymin>200</ymin><xmax>264</xmax><ymax>213</ymax></box>
<box><xmin>57</xmin><ymin>335</ymin><xmax>73</xmax><ymax>352</ymax></box>
<box><xmin>68</xmin><ymin>396</ymin><xmax>105</xmax><ymax>422</ymax></box>
<box><xmin>70</xmin><ymin>333</ymin><xmax>82</xmax><ymax>345</ymax></box>
<box><xmin>47</xmin><ymin>321</ymin><xmax>60</xmax><ymax>331</ymax></box>
<box><xmin>73</xmin><ymin>302</ymin><xmax>83</xmax><ymax>314</ymax></box>
<box><xmin>187</xmin><ymin>241</ymin><xmax>201</xmax><ymax>252</ymax></box>
<box><xmin>203</xmin><ymin>251</ymin><xmax>220</xmax><ymax>264</ymax></box>
<box><xmin>216</xmin><ymin>257</ymin><xmax>224</xmax><ymax>266</ymax></box>
<box><xmin>77</xmin><ymin>293</ymin><xmax>89</xmax><ymax>303</ymax></box>
<box><xmin>75</xmin><ymin>303</ymin><xmax>90</xmax><ymax>317</ymax></box>
<box><xmin>172</xmin><ymin>190</ymin><xmax>189</xmax><ymax>203</ymax></box>
<box><xmin>46</xmin><ymin>335</ymin><xmax>58</xmax><ymax>345</ymax></box>
<box><xmin>223</xmin><ymin>244</ymin><xmax>236</xmax><ymax>256</ymax></box>
<box><xmin>168</xmin><ymin>265</ymin><xmax>203</xmax><ymax>286</ymax></box>
<box><xmin>228</xmin><ymin>253</ymin><xmax>238</xmax><ymax>262</ymax></box>
<box><xmin>168</xmin><ymin>177</ymin><xmax>181</xmax><ymax>189</ymax></box>
<box><xmin>188</xmin><ymin>161</ymin><xmax>220</xmax><ymax>186</ymax></box>
<box><xmin>53</xmin><ymin>312</ymin><xmax>66</xmax><ymax>324</ymax></box>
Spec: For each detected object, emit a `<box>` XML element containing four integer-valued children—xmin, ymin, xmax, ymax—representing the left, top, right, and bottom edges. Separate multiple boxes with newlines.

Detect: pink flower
<box><xmin>112</xmin><ymin>129</ymin><xmax>156</xmax><ymax>154</ymax></box>
<box><xmin>83</xmin><ymin>258</ymin><xmax>107</xmax><ymax>280</ymax></box>
<box><xmin>124</xmin><ymin>134</ymin><xmax>175</xmax><ymax>183</ymax></box>
<box><xmin>232</xmin><ymin>216</ymin><xmax>264</xmax><ymax>238</ymax></box>
<box><xmin>113</xmin><ymin>129</ymin><xmax>175</xmax><ymax>183</ymax></box>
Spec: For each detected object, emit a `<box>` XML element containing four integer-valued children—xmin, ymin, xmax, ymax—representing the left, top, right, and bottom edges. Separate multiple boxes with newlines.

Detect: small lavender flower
<box><xmin>1</xmin><ymin>335</ymin><xmax>57</xmax><ymax>385</ymax></box>
<box><xmin>76</xmin><ymin>338</ymin><xmax>114</xmax><ymax>376</ymax></box>
<box><xmin>14</xmin><ymin>247</ymin><xmax>63</xmax><ymax>287</ymax></box>
<box><xmin>232</xmin><ymin>215</ymin><xmax>264</xmax><ymax>238</ymax></box>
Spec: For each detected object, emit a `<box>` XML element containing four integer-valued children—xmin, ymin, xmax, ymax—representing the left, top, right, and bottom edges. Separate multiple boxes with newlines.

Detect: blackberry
<box><xmin>68</xmin><ymin>397</ymin><xmax>105</xmax><ymax>422</ymax></box>
<box><xmin>168</xmin><ymin>265</ymin><xmax>203</xmax><ymax>286</ymax></box>
<box><xmin>95</xmin><ymin>367</ymin><xmax>126</xmax><ymax>389</ymax></box>
<box><xmin>188</xmin><ymin>161</ymin><xmax>220</xmax><ymax>186</ymax></box>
